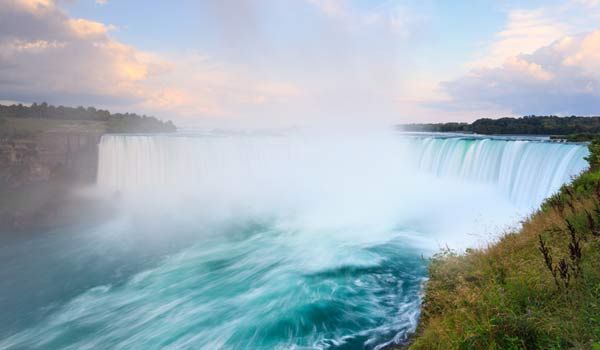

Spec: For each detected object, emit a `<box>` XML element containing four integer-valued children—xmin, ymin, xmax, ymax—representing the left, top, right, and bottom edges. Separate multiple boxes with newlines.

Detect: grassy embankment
<box><xmin>0</xmin><ymin>117</ymin><xmax>107</xmax><ymax>136</ymax></box>
<box><xmin>408</xmin><ymin>141</ymin><xmax>600</xmax><ymax>350</ymax></box>
<box><xmin>0</xmin><ymin>115</ymin><xmax>174</xmax><ymax>137</ymax></box>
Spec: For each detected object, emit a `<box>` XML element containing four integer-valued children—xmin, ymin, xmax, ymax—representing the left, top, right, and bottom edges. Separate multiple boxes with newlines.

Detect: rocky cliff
<box><xmin>0</xmin><ymin>132</ymin><xmax>101</xmax><ymax>188</ymax></box>
<box><xmin>0</xmin><ymin>131</ymin><xmax>105</xmax><ymax>232</ymax></box>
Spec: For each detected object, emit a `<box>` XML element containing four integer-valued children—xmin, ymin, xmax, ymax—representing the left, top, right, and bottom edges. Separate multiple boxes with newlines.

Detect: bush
<box><xmin>586</xmin><ymin>140</ymin><xmax>600</xmax><ymax>172</ymax></box>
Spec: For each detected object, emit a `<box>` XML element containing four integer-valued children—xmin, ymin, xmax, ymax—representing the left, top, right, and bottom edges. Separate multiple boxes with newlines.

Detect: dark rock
<box><xmin>0</xmin><ymin>131</ymin><xmax>104</xmax><ymax>232</ymax></box>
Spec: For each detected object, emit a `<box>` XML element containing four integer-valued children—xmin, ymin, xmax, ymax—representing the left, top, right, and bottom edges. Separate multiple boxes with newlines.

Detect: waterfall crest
<box><xmin>411</xmin><ymin>137</ymin><xmax>588</xmax><ymax>207</ymax></box>
<box><xmin>97</xmin><ymin>134</ymin><xmax>588</xmax><ymax>209</ymax></box>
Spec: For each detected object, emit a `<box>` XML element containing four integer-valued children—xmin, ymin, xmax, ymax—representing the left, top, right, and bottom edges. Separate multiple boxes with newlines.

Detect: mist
<box><xmin>94</xmin><ymin>131</ymin><xmax>564</xmax><ymax>250</ymax></box>
<box><xmin>2</xmin><ymin>1</ymin><xmax>599</xmax><ymax>348</ymax></box>
<box><xmin>170</xmin><ymin>0</ymin><xmax>423</xmax><ymax>129</ymax></box>
<box><xmin>0</xmin><ymin>129</ymin><xmax>589</xmax><ymax>349</ymax></box>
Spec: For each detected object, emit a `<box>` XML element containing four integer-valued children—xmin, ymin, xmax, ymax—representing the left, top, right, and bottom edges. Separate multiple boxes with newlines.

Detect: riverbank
<box><xmin>402</xmin><ymin>141</ymin><xmax>600</xmax><ymax>349</ymax></box>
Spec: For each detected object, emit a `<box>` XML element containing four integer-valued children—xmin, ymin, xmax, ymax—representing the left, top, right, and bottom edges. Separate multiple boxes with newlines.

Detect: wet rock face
<box><xmin>0</xmin><ymin>132</ymin><xmax>103</xmax><ymax>232</ymax></box>
<box><xmin>0</xmin><ymin>132</ymin><xmax>101</xmax><ymax>189</ymax></box>
<box><xmin>0</xmin><ymin>140</ymin><xmax>44</xmax><ymax>188</ymax></box>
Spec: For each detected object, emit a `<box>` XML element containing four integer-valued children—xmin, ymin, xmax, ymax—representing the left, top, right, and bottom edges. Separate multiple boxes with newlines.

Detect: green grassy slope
<box><xmin>408</xmin><ymin>141</ymin><xmax>600</xmax><ymax>350</ymax></box>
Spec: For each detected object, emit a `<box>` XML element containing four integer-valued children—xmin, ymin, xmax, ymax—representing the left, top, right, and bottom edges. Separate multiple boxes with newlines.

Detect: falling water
<box><xmin>0</xmin><ymin>132</ymin><xmax>589</xmax><ymax>350</ymax></box>
<box><xmin>410</xmin><ymin>136</ymin><xmax>588</xmax><ymax>208</ymax></box>
<box><xmin>97</xmin><ymin>134</ymin><xmax>588</xmax><ymax>210</ymax></box>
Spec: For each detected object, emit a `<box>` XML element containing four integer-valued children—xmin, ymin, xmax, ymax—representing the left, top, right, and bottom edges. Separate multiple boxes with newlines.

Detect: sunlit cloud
<box><xmin>307</xmin><ymin>0</ymin><xmax>347</xmax><ymax>18</ymax></box>
<box><xmin>0</xmin><ymin>0</ymin><xmax>311</xmax><ymax>126</ymax></box>
<box><xmin>68</xmin><ymin>18</ymin><xmax>111</xmax><ymax>38</ymax></box>
<box><xmin>14</xmin><ymin>0</ymin><xmax>54</xmax><ymax>13</ymax></box>
<box><xmin>4</xmin><ymin>0</ymin><xmax>600</xmax><ymax>127</ymax></box>
<box><xmin>469</xmin><ymin>9</ymin><xmax>569</xmax><ymax>69</ymax></box>
<box><xmin>0</xmin><ymin>0</ymin><xmax>157</xmax><ymax>105</ymax></box>
<box><xmin>1</xmin><ymin>0</ymin><xmax>439</xmax><ymax>128</ymax></box>
<box><xmin>438</xmin><ymin>29</ymin><xmax>600</xmax><ymax>115</ymax></box>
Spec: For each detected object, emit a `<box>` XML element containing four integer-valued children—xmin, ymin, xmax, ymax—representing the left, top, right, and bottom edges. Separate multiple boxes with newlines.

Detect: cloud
<box><xmin>0</xmin><ymin>0</ymin><xmax>159</xmax><ymax>106</ymax></box>
<box><xmin>438</xmin><ymin>29</ymin><xmax>600</xmax><ymax>115</ymax></box>
<box><xmin>562</xmin><ymin>31</ymin><xmax>600</xmax><ymax>74</ymax></box>
<box><xmin>306</xmin><ymin>0</ymin><xmax>426</xmax><ymax>37</ymax></box>
<box><xmin>0</xmin><ymin>0</ymin><xmax>437</xmax><ymax>129</ymax></box>
<box><xmin>0</xmin><ymin>0</ymin><xmax>308</xmax><ymax>126</ymax></box>
<box><xmin>572</xmin><ymin>0</ymin><xmax>600</xmax><ymax>7</ymax></box>
<box><xmin>135</xmin><ymin>53</ymin><xmax>307</xmax><ymax>123</ymax></box>
<box><xmin>3</xmin><ymin>0</ymin><xmax>600</xmax><ymax>127</ymax></box>
<box><xmin>68</xmin><ymin>18</ymin><xmax>111</xmax><ymax>38</ymax></box>
<box><xmin>307</xmin><ymin>0</ymin><xmax>347</xmax><ymax>18</ymax></box>
<box><xmin>469</xmin><ymin>9</ymin><xmax>569</xmax><ymax>69</ymax></box>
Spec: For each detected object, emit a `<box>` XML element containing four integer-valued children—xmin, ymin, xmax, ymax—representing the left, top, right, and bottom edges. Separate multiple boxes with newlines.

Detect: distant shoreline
<box><xmin>397</xmin><ymin>131</ymin><xmax>591</xmax><ymax>144</ymax></box>
<box><xmin>399</xmin><ymin>115</ymin><xmax>600</xmax><ymax>142</ymax></box>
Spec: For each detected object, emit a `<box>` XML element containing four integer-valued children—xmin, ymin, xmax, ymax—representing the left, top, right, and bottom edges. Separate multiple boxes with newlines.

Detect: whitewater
<box><xmin>0</xmin><ymin>132</ymin><xmax>589</xmax><ymax>350</ymax></box>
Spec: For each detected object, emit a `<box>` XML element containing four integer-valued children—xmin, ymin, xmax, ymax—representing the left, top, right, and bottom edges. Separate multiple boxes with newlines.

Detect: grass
<box><xmin>0</xmin><ymin>116</ymin><xmax>174</xmax><ymax>137</ymax></box>
<box><xmin>0</xmin><ymin>117</ymin><xmax>107</xmax><ymax>137</ymax></box>
<box><xmin>407</xmin><ymin>141</ymin><xmax>600</xmax><ymax>350</ymax></box>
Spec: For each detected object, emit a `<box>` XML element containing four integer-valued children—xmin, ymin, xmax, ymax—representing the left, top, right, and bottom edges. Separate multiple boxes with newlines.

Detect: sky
<box><xmin>1</xmin><ymin>0</ymin><xmax>600</xmax><ymax>128</ymax></box>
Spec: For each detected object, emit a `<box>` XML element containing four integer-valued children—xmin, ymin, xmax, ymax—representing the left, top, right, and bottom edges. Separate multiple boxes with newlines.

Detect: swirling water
<box><xmin>0</xmin><ymin>133</ymin><xmax>588</xmax><ymax>349</ymax></box>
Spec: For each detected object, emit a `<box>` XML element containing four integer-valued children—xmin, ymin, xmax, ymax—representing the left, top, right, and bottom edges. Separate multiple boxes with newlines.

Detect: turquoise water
<box><xmin>0</xmin><ymin>218</ymin><xmax>427</xmax><ymax>349</ymax></box>
<box><xmin>0</xmin><ymin>133</ymin><xmax>589</xmax><ymax>349</ymax></box>
<box><xmin>411</xmin><ymin>137</ymin><xmax>588</xmax><ymax>208</ymax></box>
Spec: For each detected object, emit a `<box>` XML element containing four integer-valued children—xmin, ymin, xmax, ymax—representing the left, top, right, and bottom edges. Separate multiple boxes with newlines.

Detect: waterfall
<box><xmin>411</xmin><ymin>136</ymin><xmax>589</xmax><ymax>207</ymax></box>
<box><xmin>1</xmin><ymin>133</ymin><xmax>589</xmax><ymax>350</ymax></box>
<box><xmin>97</xmin><ymin>133</ymin><xmax>588</xmax><ymax>209</ymax></box>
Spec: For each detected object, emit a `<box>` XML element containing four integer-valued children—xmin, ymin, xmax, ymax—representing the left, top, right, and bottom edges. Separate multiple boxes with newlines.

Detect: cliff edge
<box><xmin>0</xmin><ymin>104</ymin><xmax>176</xmax><ymax>232</ymax></box>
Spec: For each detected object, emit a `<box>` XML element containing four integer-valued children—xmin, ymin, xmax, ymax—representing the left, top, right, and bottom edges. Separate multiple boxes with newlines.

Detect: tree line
<box><xmin>0</xmin><ymin>102</ymin><xmax>176</xmax><ymax>133</ymax></box>
<box><xmin>400</xmin><ymin>115</ymin><xmax>600</xmax><ymax>138</ymax></box>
